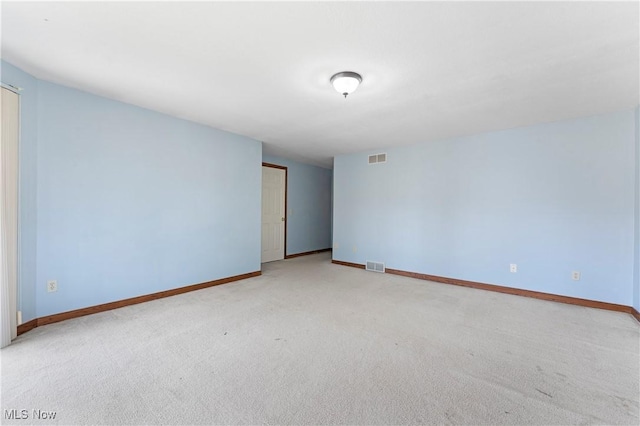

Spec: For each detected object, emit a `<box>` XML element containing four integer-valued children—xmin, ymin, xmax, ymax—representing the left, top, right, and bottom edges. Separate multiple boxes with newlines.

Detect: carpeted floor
<box><xmin>1</xmin><ymin>252</ymin><xmax>638</xmax><ymax>425</ymax></box>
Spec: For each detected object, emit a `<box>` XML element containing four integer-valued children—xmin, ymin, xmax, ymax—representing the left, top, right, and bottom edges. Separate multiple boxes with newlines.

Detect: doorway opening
<box><xmin>261</xmin><ymin>163</ymin><xmax>287</xmax><ymax>263</ymax></box>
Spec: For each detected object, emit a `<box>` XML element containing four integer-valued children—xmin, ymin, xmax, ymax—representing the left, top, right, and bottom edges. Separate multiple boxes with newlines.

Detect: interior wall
<box><xmin>333</xmin><ymin>109</ymin><xmax>637</xmax><ymax>306</ymax></box>
<box><xmin>3</xmin><ymin>60</ymin><xmax>263</xmax><ymax>319</ymax></box>
<box><xmin>1</xmin><ymin>61</ymin><xmax>38</xmax><ymax>322</ymax></box>
<box><xmin>34</xmin><ymin>80</ymin><xmax>262</xmax><ymax>317</ymax></box>
<box><xmin>262</xmin><ymin>155</ymin><xmax>332</xmax><ymax>255</ymax></box>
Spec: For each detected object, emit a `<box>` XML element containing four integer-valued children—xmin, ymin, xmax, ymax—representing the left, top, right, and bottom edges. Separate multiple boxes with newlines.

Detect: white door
<box><xmin>262</xmin><ymin>166</ymin><xmax>286</xmax><ymax>263</ymax></box>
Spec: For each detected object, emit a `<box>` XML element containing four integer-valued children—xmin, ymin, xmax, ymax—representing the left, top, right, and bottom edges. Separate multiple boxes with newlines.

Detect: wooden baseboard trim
<box><xmin>17</xmin><ymin>318</ymin><xmax>38</xmax><ymax>335</ymax></box>
<box><xmin>17</xmin><ymin>270</ymin><xmax>261</xmax><ymax>335</ymax></box>
<box><xmin>285</xmin><ymin>248</ymin><xmax>332</xmax><ymax>259</ymax></box>
<box><xmin>331</xmin><ymin>259</ymin><xmax>366</xmax><ymax>269</ymax></box>
<box><xmin>385</xmin><ymin>268</ymin><xmax>634</xmax><ymax>314</ymax></box>
<box><xmin>332</xmin><ymin>259</ymin><xmax>640</xmax><ymax>322</ymax></box>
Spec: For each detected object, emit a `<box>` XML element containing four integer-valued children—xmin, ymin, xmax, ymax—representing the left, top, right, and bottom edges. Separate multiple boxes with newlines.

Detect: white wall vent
<box><xmin>366</xmin><ymin>261</ymin><xmax>385</xmax><ymax>273</ymax></box>
<box><xmin>368</xmin><ymin>153</ymin><xmax>387</xmax><ymax>164</ymax></box>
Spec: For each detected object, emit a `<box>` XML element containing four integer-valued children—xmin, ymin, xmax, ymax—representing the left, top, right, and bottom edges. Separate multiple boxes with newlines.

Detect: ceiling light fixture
<box><xmin>330</xmin><ymin>71</ymin><xmax>362</xmax><ymax>98</ymax></box>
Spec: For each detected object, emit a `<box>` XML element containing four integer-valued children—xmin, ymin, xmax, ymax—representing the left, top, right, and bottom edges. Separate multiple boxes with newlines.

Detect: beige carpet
<box><xmin>1</xmin><ymin>252</ymin><xmax>638</xmax><ymax>425</ymax></box>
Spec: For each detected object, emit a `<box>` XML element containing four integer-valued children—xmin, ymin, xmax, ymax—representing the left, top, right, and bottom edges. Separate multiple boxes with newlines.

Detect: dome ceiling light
<box><xmin>330</xmin><ymin>71</ymin><xmax>362</xmax><ymax>98</ymax></box>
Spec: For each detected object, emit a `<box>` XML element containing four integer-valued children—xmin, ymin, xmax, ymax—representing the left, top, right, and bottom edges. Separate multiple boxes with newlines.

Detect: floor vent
<box><xmin>366</xmin><ymin>261</ymin><xmax>385</xmax><ymax>273</ymax></box>
<box><xmin>368</xmin><ymin>153</ymin><xmax>387</xmax><ymax>164</ymax></box>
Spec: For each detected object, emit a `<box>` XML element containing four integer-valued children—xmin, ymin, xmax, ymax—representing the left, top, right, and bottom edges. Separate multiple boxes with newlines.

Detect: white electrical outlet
<box><xmin>333</xmin><ymin>242</ymin><xmax>339</xmax><ymax>249</ymax></box>
<box><xmin>47</xmin><ymin>280</ymin><xmax>58</xmax><ymax>292</ymax></box>
<box><xmin>572</xmin><ymin>271</ymin><xmax>580</xmax><ymax>281</ymax></box>
<box><xmin>510</xmin><ymin>264</ymin><xmax>517</xmax><ymax>273</ymax></box>
<box><xmin>352</xmin><ymin>245</ymin><xmax>357</xmax><ymax>253</ymax></box>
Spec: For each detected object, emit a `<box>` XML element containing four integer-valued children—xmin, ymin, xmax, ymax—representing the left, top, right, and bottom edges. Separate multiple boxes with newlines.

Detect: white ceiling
<box><xmin>2</xmin><ymin>1</ymin><xmax>638</xmax><ymax>169</ymax></box>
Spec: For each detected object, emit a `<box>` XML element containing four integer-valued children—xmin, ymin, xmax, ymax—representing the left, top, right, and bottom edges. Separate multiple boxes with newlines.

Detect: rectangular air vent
<box><xmin>368</xmin><ymin>153</ymin><xmax>387</xmax><ymax>164</ymax></box>
<box><xmin>366</xmin><ymin>261</ymin><xmax>385</xmax><ymax>273</ymax></box>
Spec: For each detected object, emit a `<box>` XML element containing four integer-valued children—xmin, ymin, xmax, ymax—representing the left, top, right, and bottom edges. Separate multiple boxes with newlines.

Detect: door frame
<box><xmin>1</xmin><ymin>85</ymin><xmax>20</xmax><ymax>346</ymax></box>
<box><xmin>262</xmin><ymin>162</ymin><xmax>288</xmax><ymax>259</ymax></box>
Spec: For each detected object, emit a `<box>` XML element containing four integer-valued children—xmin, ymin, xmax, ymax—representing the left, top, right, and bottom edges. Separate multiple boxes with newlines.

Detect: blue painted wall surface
<box><xmin>31</xmin><ymin>79</ymin><xmax>261</xmax><ymax>317</ymax></box>
<box><xmin>1</xmin><ymin>61</ymin><xmax>38</xmax><ymax>322</ymax></box>
<box><xmin>334</xmin><ymin>110</ymin><xmax>637</xmax><ymax>306</ymax></box>
<box><xmin>262</xmin><ymin>155</ymin><xmax>332</xmax><ymax>255</ymax></box>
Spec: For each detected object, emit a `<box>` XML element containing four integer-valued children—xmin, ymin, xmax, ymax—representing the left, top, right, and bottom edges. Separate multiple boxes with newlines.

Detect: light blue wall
<box><xmin>334</xmin><ymin>109</ymin><xmax>637</xmax><ymax>306</ymax></box>
<box><xmin>1</xmin><ymin>61</ymin><xmax>38</xmax><ymax>322</ymax></box>
<box><xmin>3</xmin><ymin>61</ymin><xmax>262</xmax><ymax>319</ymax></box>
<box><xmin>34</xmin><ymin>81</ymin><xmax>262</xmax><ymax>316</ymax></box>
<box><xmin>262</xmin><ymin>155</ymin><xmax>332</xmax><ymax>255</ymax></box>
<box><xmin>634</xmin><ymin>106</ymin><xmax>640</xmax><ymax>312</ymax></box>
